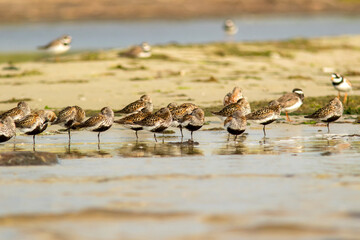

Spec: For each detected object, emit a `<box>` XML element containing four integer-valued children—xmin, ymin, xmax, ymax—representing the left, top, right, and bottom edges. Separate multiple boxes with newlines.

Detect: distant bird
<box><xmin>246</xmin><ymin>100</ymin><xmax>281</xmax><ymax>137</ymax></box>
<box><xmin>212</xmin><ymin>98</ymin><xmax>251</xmax><ymax>121</ymax></box>
<box><xmin>38</xmin><ymin>35</ymin><xmax>72</xmax><ymax>55</ymax></box>
<box><xmin>16</xmin><ymin>110</ymin><xmax>56</xmax><ymax>150</ymax></box>
<box><xmin>223</xmin><ymin>87</ymin><xmax>243</xmax><ymax>106</ymax></box>
<box><xmin>0</xmin><ymin>117</ymin><xmax>16</xmax><ymax>143</ymax></box>
<box><xmin>277</xmin><ymin>88</ymin><xmax>304</xmax><ymax>122</ymax></box>
<box><xmin>168</xmin><ymin>102</ymin><xmax>197</xmax><ymax>138</ymax></box>
<box><xmin>304</xmin><ymin>97</ymin><xmax>343</xmax><ymax>133</ymax></box>
<box><xmin>223</xmin><ymin>19</ymin><xmax>238</xmax><ymax>36</ymax></box>
<box><xmin>53</xmin><ymin>105</ymin><xmax>85</xmax><ymax>142</ymax></box>
<box><xmin>135</xmin><ymin>107</ymin><xmax>172</xmax><ymax>142</ymax></box>
<box><xmin>331</xmin><ymin>73</ymin><xmax>352</xmax><ymax>104</ymax></box>
<box><xmin>0</xmin><ymin>101</ymin><xmax>31</xmax><ymax>122</ymax></box>
<box><xmin>224</xmin><ymin>111</ymin><xmax>247</xmax><ymax>141</ymax></box>
<box><xmin>115</xmin><ymin>108</ymin><xmax>152</xmax><ymax>139</ymax></box>
<box><xmin>77</xmin><ymin>107</ymin><xmax>114</xmax><ymax>145</ymax></box>
<box><xmin>179</xmin><ymin>108</ymin><xmax>205</xmax><ymax>141</ymax></box>
<box><xmin>116</xmin><ymin>95</ymin><xmax>153</xmax><ymax>115</ymax></box>
<box><xmin>121</xmin><ymin>42</ymin><xmax>152</xmax><ymax>58</ymax></box>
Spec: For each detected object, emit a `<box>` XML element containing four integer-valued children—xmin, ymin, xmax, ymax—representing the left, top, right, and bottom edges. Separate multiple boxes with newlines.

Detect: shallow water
<box><xmin>0</xmin><ymin>119</ymin><xmax>360</xmax><ymax>239</ymax></box>
<box><xmin>1</xmin><ymin>15</ymin><xmax>360</xmax><ymax>52</ymax></box>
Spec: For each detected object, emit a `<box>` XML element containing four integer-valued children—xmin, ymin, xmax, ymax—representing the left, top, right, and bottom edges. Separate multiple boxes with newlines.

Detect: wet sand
<box><xmin>0</xmin><ymin>118</ymin><xmax>360</xmax><ymax>239</ymax></box>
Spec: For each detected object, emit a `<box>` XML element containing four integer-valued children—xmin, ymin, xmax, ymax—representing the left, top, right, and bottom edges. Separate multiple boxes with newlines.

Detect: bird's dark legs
<box><xmin>68</xmin><ymin>128</ymin><xmax>71</xmax><ymax>145</ymax></box>
<box><xmin>234</xmin><ymin>135</ymin><xmax>237</xmax><ymax>141</ymax></box>
<box><xmin>162</xmin><ymin>133</ymin><xmax>165</xmax><ymax>143</ymax></box>
<box><xmin>135</xmin><ymin>130</ymin><xmax>139</xmax><ymax>139</ymax></box>
<box><xmin>33</xmin><ymin>135</ymin><xmax>36</xmax><ymax>151</ymax></box>
<box><xmin>180</xmin><ymin>126</ymin><xmax>183</xmax><ymax>138</ymax></box>
<box><xmin>263</xmin><ymin>125</ymin><xmax>266</xmax><ymax>137</ymax></box>
<box><xmin>191</xmin><ymin>131</ymin><xmax>193</xmax><ymax>141</ymax></box>
<box><xmin>97</xmin><ymin>132</ymin><xmax>101</xmax><ymax>150</ymax></box>
<box><xmin>227</xmin><ymin>133</ymin><xmax>230</xmax><ymax>142</ymax></box>
<box><xmin>327</xmin><ymin>123</ymin><xmax>330</xmax><ymax>133</ymax></box>
<box><xmin>154</xmin><ymin>133</ymin><xmax>157</xmax><ymax>142</ymax></box>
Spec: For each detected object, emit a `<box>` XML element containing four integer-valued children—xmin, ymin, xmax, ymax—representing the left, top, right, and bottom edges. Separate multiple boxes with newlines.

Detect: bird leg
<box><xmin>162</xmin><ymin>133</ymin><xmax>165</xmax><ymax>144</ymax></box>
<box><xmin>135</xmin><ymin>130</ymin><xmax>139</xmax><ymax>139</ymax></box>
<box><xmin>191</xmin><ymin>131</ymin><xmax>193</xmax><ymax>141</ymax></box>
<box><xmin>263</xmin><ymin>125</ymin><xmax>266</xmax><ymax>137</ymax></box>
<box><xmin>68</xmin><ymin>128</ymin><xmax>71</xmax><ymax>142</ymax></box>
<box><xmin>33</xmin><ymin>135</ymin><xmax>36</xmax><ymax>151</ymax></box>
<box><xmin>97</xmin><ymin>132</ymin><xmax>101</xmax><ymax>144</ymax></box>
<box><xmin>286</xmin><ymin>112</ymin><xmax>291</xmax><ymax>122</ymax></box>
<box><xmin>327</xmin><ymin>123</ymin><xmax>330</xmax><ymax>133</ymax></box>
<box><xmin>180</xmin><ymin>126</ymin><xmax>183</xmax><ymax>138</ymax></box>
<box><xmin>343</xmin><ymin>92</ymin><xmax>348</xmax><ymax>104</ymax></box>
<box><xmin>154</xmin><ymin>133</ymin><xmax>157</xmax><ymax>142</ymax></box>
<box><xmin>234</xmin><ymin>135</ymin><xmax>237</xmax><ymax>141</ymax></box>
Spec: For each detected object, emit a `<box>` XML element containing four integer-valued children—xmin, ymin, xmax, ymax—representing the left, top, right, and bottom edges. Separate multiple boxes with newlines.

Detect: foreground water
<box><xmin>1</xmin><ymin>15</ymin><xmax>360</xmax><ymax>52</ymax></box>
<box><xmin>0</xmin><ymin>118</ymin><xmax>360</xmax><ymax>239</ymax></box>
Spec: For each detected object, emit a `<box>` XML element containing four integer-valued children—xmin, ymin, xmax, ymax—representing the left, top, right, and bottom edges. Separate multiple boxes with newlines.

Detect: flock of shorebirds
<box><xmin>0</xmin><ymin>72</ymin><xmax>352</xmax><ymax>148</ymax></box>
<box><xmin>0</xmin><ymin>20</ymin><xmax>353</xmax><ymax>149</ymax></box>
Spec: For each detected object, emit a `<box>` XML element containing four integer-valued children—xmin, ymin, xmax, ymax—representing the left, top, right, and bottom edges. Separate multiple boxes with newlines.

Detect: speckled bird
<box><xmin>0</xmin><ymin>117</ymin><xmax>16</xmax><ymax>143</ymax></box>
<box><xmin>0</xmin><ymin>101</ymin><xmax>31</xmax><ymax>122</ymax></box>
<box><xmin>16</xmin><ymin>110</ymin><xmax>56</xmax><ymax>150</ymax></box>
<box><xmin>116</xmin><ymin>95</ymin><xmax>153</xmax><ymax>115</ymax></box>
<box><xmin>179</xmin><ymin>108</ymin><xmax>205</xmax><ymax>141</ymax></box>
<box><xmin>223</xmin><ymin>87</ymin><xmax>243</xmax><ymax>106</ymax></box>
<box><xmin>135</xmin><ymin>107</ymin><xmax>172</xmax><ymax>142</ymax></box>
<box><xmin>168</xmin><ymin>102</ymin><xmax>197</xmax><ymax>137</ymax></box>
<box><xmin>77</xmin><ymin>107</ymin><xmax>114</xmax><ymax>144</ymax></box>
<box><xmin>305</xmin><ymin>97</ymin><xmax>343</xmax><ymax>133</ymax></box>
<box><xmin>212</xmin><ymin>98</ymin><xmax>251</xmax><ymax>121</ymax></box>
<box><xmin>246</xmin><ymin>100</ymin><xmax>281</xmax><ymax>137</ymax></box>
<box><xmin>331</xmin><ymin>73</ymin><xmax>352</xmax><ymax>104</ymax></box>
<box><xmin>53</xmin><ymin>105</ymin><xmax>85</xmax><ymax>142</ymax></box>
<box><xmin>277</xmin><ymin>88</ymin><xmax>304</xmax><ymax>122</ymax></box>
<box><xmin>224</xmin><ymin>111</ymin><xmax>247</xmax><ymax>141</ymax></box>
<box><xmin>115</xmin><ymin>108</ymin><xmax>152</xmax><ymax>139</ymax></box>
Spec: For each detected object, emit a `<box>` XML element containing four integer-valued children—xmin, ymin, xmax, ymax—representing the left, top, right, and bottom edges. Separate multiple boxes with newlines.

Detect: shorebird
<box><xmin>223</xmin><ymin>19</ymin><xmax>238</xmax><ymax>36</ymax></box>
<box><xmin>53</xmin><ymin>105</ymin><xmax>85</xmax><ymax>142</ymax></box>
<box><xmin>135</xmin><ymin>107</ymin><xmax>172</xmax><ymax>143</ymax></box>
<box><xmin>115</xmin><ymin>108</ymin><xmax>152</xmax><ymax>139</ymax></box>
<box><xmin>246</xmin><ymin>100</ymin><xmax>281</xmax><ymax>137</ymax></box>
<box><xmin>16</xmin><ymin>110</ymin><xmax>56</xmax><ymax>150</ymax></box>
<box><xmin>212</xmin><ymin>98</ymin><xmax>251</xmax><ymax>121</ymax></box>
<box><xmin>331</xmin><ymin>73</ymin><xmax>352</xmax><ymax>104</ymax></box>
<box><xmin>116</xmin><ymin>95</ymin><xmax>153</xmax><ymax>116</ymax></box>
<box><xmin>305</xmin><ymin>97</ymin><xmax>343</xmax><ymax>133</ymax></box>
<box><xmin>77</xmin><ymin>107</ymin><xmax>114</xmax><ymax>145</ymax></box>
<box><xmin>277</xmin><ymin>88</ymin><xmax>304</xmax><ymax>122</ymax></box>
<box><xmin>223</xmin><ymin>87</ymin><xmax>243</xmax><ymax>106</ymax></box>
<box><xmin>121</xmin><ymin>42</ymin><xmax>152</xmax><ymax>58</ymax></box>
<box><xmin>38</xmin><ymin>35</ymin><xmax>72</xmax><ymax>55</ymax></box>
<box><xmin>0</xmin><ymin>117</ymin><xmax>16</xmax><ymax>143</ymax></box>
<box><xmin>179</xmin><ymin>108</ymin><xmax>205</xmax><ymax>141</ymax></box>
<box><xmin>0</xmin><ymin>101</ymin><xmax>31</xmax><ymax>122</ymax></box>
<box><xmin>224</xmin><ymin>111</ymin><xmax>247</xmax><ymax>141</ymax></box>
<box><xmin>168</xmin><ymin>102</ymin><xmax>197</xmax><ymax>138</ymax></box>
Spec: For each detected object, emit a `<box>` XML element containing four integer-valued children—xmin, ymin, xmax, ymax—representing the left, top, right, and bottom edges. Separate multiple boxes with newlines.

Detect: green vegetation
<box><xmin>0</xmin><ymin>69</ymin><xmax>42</xmax><ymax>78</ymax></box>
<box><xmin>0</xmin><ymin>98</ymin><xmax>32</xmax><ymax>104</ymax></box>
<box><xmin>0</xmin><ymin>52</ymin><xmax>43</xmax><ymax>63</ymax></box>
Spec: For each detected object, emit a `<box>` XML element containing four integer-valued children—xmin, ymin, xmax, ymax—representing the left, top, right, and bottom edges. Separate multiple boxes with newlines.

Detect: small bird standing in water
<box><xmin>246</xmin><ymin>101</ymin><xmax>281</xmax><ymax>137</ymax></box>
<box><xmin>168</xmin><ymin>102</ymin><xmax>197</xmax><ymax>138</ymax></box>
<box><xmin>77</xmin><ymin>107</ymin><xmax>114</xmax><ymax>146</ymax></box>
<box><xmin>0</xmin><ymin>117</ymin><xmax>16</xmax><ymax>143</ymax></box>
<box><xmin>0</xmin><ymin>101</ymin><xmax>31</xmax><ymax>122</ymax></box>
<box><xmin>180</xmin><ymin>108</ymin><xmax>205</xmax><ymax>141</ymax></box>
<box><xmin>224</xmin><ymin>111</ymin><xmax>247</xmax><ymax>141</ymax></box>
<box><xmin>116</xmin><ymin>95</ymin><xmax>153</xmax><ymax>116</ymax></box>
<box><xmin>331</xmin><ymin>73</ymin><xmax>352</xmax><ymax>104</ymax></box>
<box><xmin>223</xmin><ymin>87</ymin><xmax>243</xmax><ymax>106</ymax></box>
<box><xmin>223</xmin><ymin>19</ymin><xmax>238</xmax><ymax>36</ymax></box>
<box><xmin>304</xmin><ymin>97</ymin><xmax>343</xmax><ymax>133</ymax></box>
<box><xmin>115</xmin><ymin>108</ymin><xmax>152</xmax><ymax>140</ymax></box>
<box><xmin>212</xmin><ymin>98</ymin><xmax>251</xmax><ymax>121</ymax></box>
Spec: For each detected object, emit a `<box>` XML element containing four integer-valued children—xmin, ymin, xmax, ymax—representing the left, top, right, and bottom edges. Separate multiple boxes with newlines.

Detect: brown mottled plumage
<box><xmin>53</xmin><ymin>105</ymin><xmax>85</xmax><ymax>142</ymax></box>
<box><xmin>0</xmin><ymin>117</ymin><xmax>16</xmax><ymax>143</ymax></box>
<box><xmin>121</xmin><ymin>42</ymin><xmax>151</xmax><ymax>58</ymax></box>
<box><xmin>116</xmin><ymin>95</ymin><xmax>153</xmax><ymax>115</ymax></box>
<box><xmin>246</xmin><ymin>101</ymin><xmax>281</xmax><ymax>137</ymax></box>
<box><xmin>224</xmin><ymin>111</ymin><xmax>247</xmax><ymax>141</ymax></box>
<box><xmin>77</xmin><ymin>107</ymin><xmax>114</xmax><ymax>144</ymax></box>
<box><xmin>212</xmin><ymin>98</ymin><xmax>251</xmax><ymax>121</ymax></box>
<box><xmin>135</xmin><ymin>107</ymin><xmax>172</xmax><ymax>142</ymax></box>
<box><xmin>0</xmin><ymin>101</ymin><xmax>31</xmax><ymax>122</ymax></box>
<box><xmin>168</xmin><ymin>102</ymin><xmax>197</xmax><ymax>137</ymax></box>
<box><xmin>223</xmin><ymin>87</ymin><xmax>243</xmax><ymax>106</ymax></box>
<box><xmin>180</xmin><ymin>108</ymin><xmax>205</xmax><ymax>141</ymax></box>
<box><xmin>305</xmin><ymin>97</ymin><xmax>343</xmax><ymax>133</ymax></box>
<box><xmin>115</xmin><ymin>108</ymin><xmax>152</xmax><ymax>139</ymax></box>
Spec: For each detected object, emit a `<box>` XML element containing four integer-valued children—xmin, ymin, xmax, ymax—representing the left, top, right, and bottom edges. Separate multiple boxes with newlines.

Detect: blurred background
<box><xmin>0</xmin><ymin>0</ymin><xmax>360</xmax><ymax>52</ymax></box>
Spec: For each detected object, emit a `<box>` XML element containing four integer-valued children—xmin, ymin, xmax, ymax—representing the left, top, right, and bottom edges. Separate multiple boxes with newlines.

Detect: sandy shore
<box><xmin>0</xmin><ymin>35</ymin><xmax>360</xmax><ymax>112</ymax></box>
